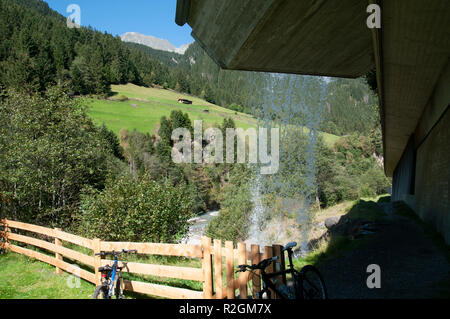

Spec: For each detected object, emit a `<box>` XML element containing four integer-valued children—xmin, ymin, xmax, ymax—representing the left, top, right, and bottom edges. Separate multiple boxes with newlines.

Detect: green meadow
<box><xmin>87</xmin><ymin>84</ymin><xmax>256</xmax><ymax>135</ymax></box>
<box><xmin>87</xmin><ymin>84</ymin><xmax>340</xmax><ymax>147</ymax></box>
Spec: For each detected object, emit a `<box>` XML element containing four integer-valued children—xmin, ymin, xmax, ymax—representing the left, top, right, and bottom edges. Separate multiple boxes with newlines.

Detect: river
<box><xmin>180</xmin><ymin>211</ymin><xmax>220</xmax><ymax>245</ymax></box>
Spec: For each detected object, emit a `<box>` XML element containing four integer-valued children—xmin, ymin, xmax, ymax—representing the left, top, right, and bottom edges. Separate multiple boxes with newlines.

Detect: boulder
<box><xmin>324</xmin><ymin>216</ymin><xmax>341</xmax><ymax>230</ymax></box>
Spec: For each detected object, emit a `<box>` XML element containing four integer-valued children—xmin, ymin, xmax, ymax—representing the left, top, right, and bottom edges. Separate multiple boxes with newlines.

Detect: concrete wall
<box><xmin>414</xmin><ymin>107</ymin><xmax>450</xmax><ymax>244</ymax></box>
<box><xmin>392</xmin><ymin>59</ymin><xmax>450</xmax><ymax>244</ymax></box>
<box><xmin>392</xmin><ymin>137</ymin><xmax>416</xmax><ymax>208</ymax></box>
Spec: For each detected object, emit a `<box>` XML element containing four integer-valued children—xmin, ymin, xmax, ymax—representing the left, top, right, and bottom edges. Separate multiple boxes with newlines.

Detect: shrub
<box><xmin>0</xmin><ymin>87</ymin><xmax>112</xmax><ymax>228</ymax></box>
<box><xmin>77</xmin><ymin>174</ymin><xmax>195</xmax><ymax>243</ymax></box>
<box><xmin>316</xmin><ymin>133</ymin><xmax>391</xmax><ymax>208</ymax></box>
<box><xmin>115</xmin><ymin>94</ymin><xmax>128</xmax><ymax>102</ymax></box>
<box><xmin>206</xmin><ymin>165</ymin><xmax>253</xmax><ymax>243</ymax></box>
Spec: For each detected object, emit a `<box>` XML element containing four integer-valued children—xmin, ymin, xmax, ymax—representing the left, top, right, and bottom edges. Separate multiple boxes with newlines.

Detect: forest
<box><xmin>0</xmin><ymin>0</ymin><xmax>390</xmax><ymax>244</ymax></box>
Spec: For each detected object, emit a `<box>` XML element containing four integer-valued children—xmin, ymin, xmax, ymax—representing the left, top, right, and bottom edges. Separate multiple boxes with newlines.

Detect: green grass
<box><xmin>0</xmin><ymin>243</ymin><xmax>203</xmax><ymax>299</ymax></box>
<box><xmin>87</xmin><ymin>84</ymin><xmax>340</xmax><ymax>147</ymax></box>
<box><xmin>87</xmin><ymin>84</ymin><xmax>256</xmax><ymax>135</ymax></box>
<box><xmin>0</xmin><ymin>252</ymin><xmax>94</xmax><ymax>299</ymax></box>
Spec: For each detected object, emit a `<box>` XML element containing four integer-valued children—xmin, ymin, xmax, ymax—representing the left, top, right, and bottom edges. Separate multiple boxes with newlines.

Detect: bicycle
<box><xmin>236</xmin><ymin>242</ymin><xmax>327</xmax><ymax>299</ymax></box>
<box><xmin>92</xmin><ymin>249</ymin><xmax>137</xmax><ymax>299</ymax></box>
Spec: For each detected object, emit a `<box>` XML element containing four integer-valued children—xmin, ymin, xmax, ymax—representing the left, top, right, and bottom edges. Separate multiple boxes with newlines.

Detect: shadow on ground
<box><xmin>312</xmin><ymin>197</ymin><xmax>450</xmax><ymax>299</ymax></box>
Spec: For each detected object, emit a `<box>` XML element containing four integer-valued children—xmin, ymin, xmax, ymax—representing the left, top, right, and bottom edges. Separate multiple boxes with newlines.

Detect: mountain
<box><xmin>121</xmin><ymin>32</ymin><xmax>191</xmax><ymax>54</ymax></box>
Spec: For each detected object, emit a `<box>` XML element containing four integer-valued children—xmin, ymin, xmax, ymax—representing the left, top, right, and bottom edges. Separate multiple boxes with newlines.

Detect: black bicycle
<box><xmin>92</xmin><ymin>249</ymin><xmax>137</xmax><ymax>299</ymax></box>
<box><xmin>237</xmin><ymin>242</ymin><xmax>327</xmax><ymax>299</ymax></box>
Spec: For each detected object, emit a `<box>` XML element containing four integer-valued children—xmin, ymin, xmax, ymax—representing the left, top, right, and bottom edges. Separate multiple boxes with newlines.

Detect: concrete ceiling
<box><xmin>381</xmin><ymin>0</ymin><xmax>450</xmax><ymax>176</ymax></box>
<box><xmin>177</xmin><ymin>0</ymin><xmax>450</xmax><ymax>176</ymax></box>
<box><xmin>184</xmin><ymin>0</ymin><xmax>374</xmax><ymax>78</ymax></box>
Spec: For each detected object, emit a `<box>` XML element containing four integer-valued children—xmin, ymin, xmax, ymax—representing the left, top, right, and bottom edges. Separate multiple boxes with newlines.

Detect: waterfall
<box><xmin>246</xmin><ymin>175</ymin><xmax>268</xmax><ymax>247</ymax></box>
<box><xmin>245</xmin><ymin>73</ymin><xmax>328</xmax><ymax>253</ymax></box>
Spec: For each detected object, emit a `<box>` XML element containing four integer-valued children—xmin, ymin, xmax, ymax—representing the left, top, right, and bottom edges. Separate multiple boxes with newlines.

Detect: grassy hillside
<box><xmin>87</xmin><ymin>84</ymin><xmax>340</xmax><ymax>147</ymax></box>
<box><xmin>87</xmin><ymin>84</ymin><xmax>255</xmax><ymax>135</ymax></box>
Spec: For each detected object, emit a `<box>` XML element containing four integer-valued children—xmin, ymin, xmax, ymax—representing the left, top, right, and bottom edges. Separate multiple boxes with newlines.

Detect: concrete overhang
<box><xmin>177</xmin><ymin>0</ymin><xmax>374</xmax><ymax>78</ymax></box>
<box><xmin>177</xmin><ymin>0</ymin><xmax>450</xmax><ymax>177</ymax></box>
<box><xmin>381</xmin><ymin>0</ymin><xmax>450</xmax><ymax>176</ymax></box>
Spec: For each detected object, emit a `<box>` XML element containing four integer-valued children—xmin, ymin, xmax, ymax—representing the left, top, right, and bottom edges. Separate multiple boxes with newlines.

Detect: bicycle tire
<box><xmin>115</xmin><ymin>276</ymin><xmax>126</xmax><ymax>299</ymax></box>
<box><xmin>298</xmin><ymin>265</ymin><xmax>328</xmax><ymax>299</ymax></box>
<box><xmin>93</xmin><ymin>284</ymin><xmax>109</xmax><ymax>299</ymax></box>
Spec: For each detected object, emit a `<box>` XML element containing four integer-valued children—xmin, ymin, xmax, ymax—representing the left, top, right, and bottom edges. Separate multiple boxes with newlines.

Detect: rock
<box><xmin>317</xmin><ymin>221</ymin><xmax>326</xmax><ymax>229</ymax></box>
<box><xmin>325</xmin><ymin>216</ymin><xmax>341</xmax><ymax>230</ymax></box>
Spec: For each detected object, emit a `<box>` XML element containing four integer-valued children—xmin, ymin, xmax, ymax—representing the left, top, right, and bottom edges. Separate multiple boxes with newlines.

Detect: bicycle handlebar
<box><xmin>236</xmin><ymin>256</ymin><xmax>279</xmax><ymax>273</ymax></box>
<box><xmin>95</xmin><ymin>249</ymin><xmax>138</xmax><ymax>257</ymax></box>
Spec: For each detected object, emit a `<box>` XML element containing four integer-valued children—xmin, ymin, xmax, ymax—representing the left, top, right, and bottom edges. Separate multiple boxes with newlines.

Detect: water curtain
<box><xmin>247</xmin><ymin>73</ymin><xmax>328</xmax><ymax>251</ymax></box>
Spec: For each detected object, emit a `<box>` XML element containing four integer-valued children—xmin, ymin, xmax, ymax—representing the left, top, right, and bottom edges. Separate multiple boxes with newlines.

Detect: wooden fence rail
<box><xmin>0</xmin><ymin>219</ymin><xmax>286</xmax><ymax>299</ymax></box>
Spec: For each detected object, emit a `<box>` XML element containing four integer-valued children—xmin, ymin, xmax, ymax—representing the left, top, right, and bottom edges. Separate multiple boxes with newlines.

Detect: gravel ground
<box><xmin>317</xmin><ymin>203</ymin><xmax>450</xmax><ymax>299</ymax></box>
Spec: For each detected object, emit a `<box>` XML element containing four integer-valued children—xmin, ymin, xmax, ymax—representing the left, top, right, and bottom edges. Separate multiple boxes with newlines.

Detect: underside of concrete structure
<box><xmin>176</xmin><ymin>0</ymin><xmax>450</xmax><ymax>243</ymax></box>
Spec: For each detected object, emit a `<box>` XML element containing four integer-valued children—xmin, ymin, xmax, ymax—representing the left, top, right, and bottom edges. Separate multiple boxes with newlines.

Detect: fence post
<box><xmin>213</xmin><ymin>239</ymin><xmax>223</xmax><ymax>299</ymax></box>
<box><xmin>237</xmin><ymin>242</ymin><xmax>247</xmax><ymax>299</ymax></box>
<box><xmin>54</xmin><ymin>228</ymin><xmax>62</xmax><ymax>275</ymax></box>
<box><xmin>93</xmin><ymin>238</ymin><xmax>102</xmax><ymax>286</ymax></box>
<box><xmin>225</xmin><ymin>241</ymin><xmax>235</xmax><ymax>299</ymax></box>
<box><xmin>263</xmin><ymin>246</ymin><xmax>275</xmax><ymax>298</ymax></box>
<box><xmin>251</xmin><ymin>244</ymin><xmax>261</xmax><ymax>299</ymax></box>
<box><xmin>4</xmin><ymin>220</ymin><xmax>9</xmax><ymax>242</ymax></box>
<box><xmin>272</xmin><ymin>245</ymin><xmax>286</xmax><ymax>284</ymax></box>
<box><xmin>280</xmin><ymin>245</ymin><xmax>287</xmax><ymax>284</ymax></box>
<box><xmin>1</xmin><ymin>220</ymin><xmax>9</xmax><ymax>251</ymax></box>
<box><xmin>201</xmin><ymin>236</ymin><xmax>213</xmax><ymax>299</ymax></box>
<box><xmin>272</xmin><ymin>245</ymin><xmax>286</xmax><ymax>299</ymax></box>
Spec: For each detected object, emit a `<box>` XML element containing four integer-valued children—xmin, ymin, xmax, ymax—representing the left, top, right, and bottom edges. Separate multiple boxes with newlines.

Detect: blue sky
<box><xmin>46</xmin><ymin>0</ymin><xmax>194</xmax><ymax>47</ymax></box>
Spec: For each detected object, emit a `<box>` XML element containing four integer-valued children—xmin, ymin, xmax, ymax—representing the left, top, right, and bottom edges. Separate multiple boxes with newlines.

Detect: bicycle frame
<box><xmin>107</xmin><ymin>258</ymin><xmax>119</xmax><ymax>297</ymax></box>
<box><xmin>259</xmin><ymin>267</ymin><xmax>299</xmax><ymax>299</ymax></box>
<box><xmin>239</xmin><ymin>245</ymin><xmax>326</xmax><ymax>300</ymax></box>
<box><xmin>256</xmin><ymin>248</ymin><xmax>301</xmax><ymax>299</ymax></box>
<box><xmin>95</xmin><ymin>249</ymin><xmax>136</xmax><ymax>299</ymax></box>
<box><xmin>101</xmin><ymin>255</ymin><xmax>123</xmax><ymax>299</ymax></box>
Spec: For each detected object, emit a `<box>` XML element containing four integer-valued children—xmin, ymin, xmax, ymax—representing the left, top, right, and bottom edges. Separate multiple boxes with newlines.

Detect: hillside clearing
<box><xmin>87</xmin><ymin>84</ymin><xmax>256</xmax><ymax>135</ymax></box>
<box><xmin>87</xmin><ymin>84</ymin><xmax>340</xmax><ymax>147</ymax></box>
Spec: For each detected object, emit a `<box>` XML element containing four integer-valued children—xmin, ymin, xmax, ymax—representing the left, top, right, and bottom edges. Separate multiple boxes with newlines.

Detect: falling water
<box><xmin>245</xmin><ymin>73</ymin><xmax>328</xmax><ymax>253</ymax></box>
<box><xmin>245</xmin><ymin>175</ymin><xmax>268</xmax><ymax>247</ymax></box>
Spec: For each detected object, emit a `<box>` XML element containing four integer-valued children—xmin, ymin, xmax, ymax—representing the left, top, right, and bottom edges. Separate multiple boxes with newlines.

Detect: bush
<box><xmin>316</xmin><ymin>133</ymin><xmax>391</xmax><ymax>208</ymax></box>
<box><xmin>0</xmin><ymin>87</ymin><xmax>112</xmax><ymax>228</ymax></box>
<box><xmin>77</xmin><ymin>174</ymin><xmax>195</xmax><ymax>243</ymax></box>
<box><xmin>206</xmin><ymin>165</ymin><xmax>253</xmax><ymax>243</ymax></box>
<box><xmin>115</xmin><ymin>95</ymin><xmax>128</xmax><ymax>102</ymax></box>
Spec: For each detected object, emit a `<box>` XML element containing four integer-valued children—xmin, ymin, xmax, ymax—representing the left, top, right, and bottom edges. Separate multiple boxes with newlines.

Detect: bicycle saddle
<box><xmin>98</xmin><ymin>265</ymin><xmax>112</xmax><ymax>272</ymax></box>
<box><xmin>282</xmin><ymin>242</ymin><xmax>297</xmax><ymax>251</ymax></box>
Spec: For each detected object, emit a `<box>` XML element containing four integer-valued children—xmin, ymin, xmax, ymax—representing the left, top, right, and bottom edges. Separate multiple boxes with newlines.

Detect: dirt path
<box><xmin>317</xmin><ymin>203</ymin><xmax>450</xmax><ymax>299</ymax></box>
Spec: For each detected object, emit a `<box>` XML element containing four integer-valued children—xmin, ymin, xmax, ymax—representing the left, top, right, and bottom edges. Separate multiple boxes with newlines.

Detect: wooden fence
<box><xmin>0</xmin><ymin>219</ymin><xmax>286</xmax><ymax>299</ymax></box>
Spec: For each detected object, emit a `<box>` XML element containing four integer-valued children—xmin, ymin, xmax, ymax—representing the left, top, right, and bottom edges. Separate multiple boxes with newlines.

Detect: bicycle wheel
<box><xmin>93</xmin><ymin>284</ymin><xmax>109</xmax><ymax>299</ymax></box>
<box><xmin>115</xmin><ymin>276</ymin><xmax>126</xmax><ymax>299</ymax></box>
<box><xmin>298</xmin><ymin>265</ymin><xmax>328</xmax><ymax>299</ymax></box>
